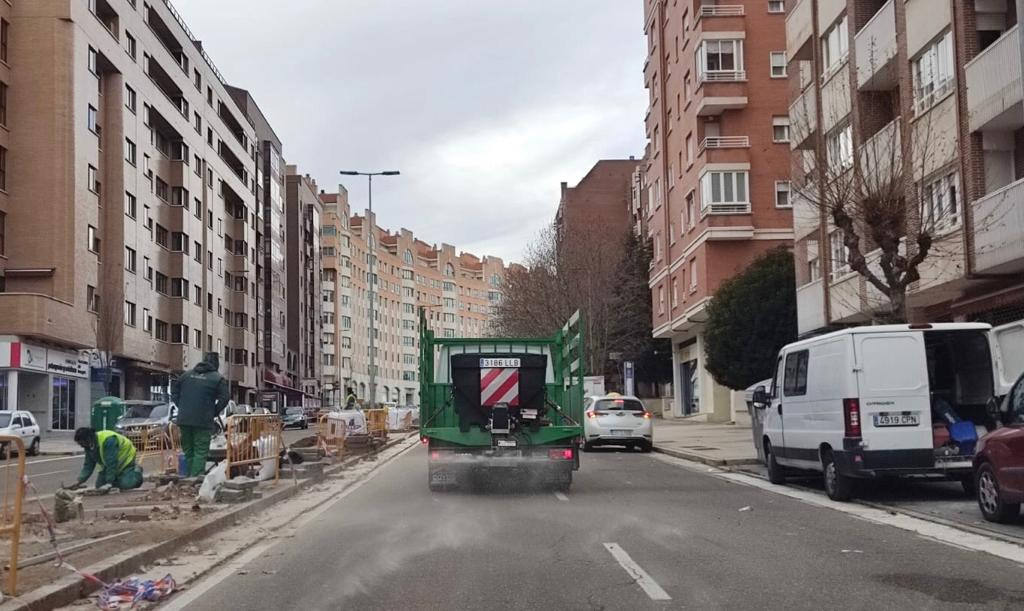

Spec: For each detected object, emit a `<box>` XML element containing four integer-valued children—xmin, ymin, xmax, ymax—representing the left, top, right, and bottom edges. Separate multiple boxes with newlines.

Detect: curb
<box><xmin>2</xmin><ymin>433</ymin><xmax>417</xmax><ymax>611</ymax></box>
<box><xmin>653</xmin><ymin>445</ymin><xmax>761</xmax><ymax>467</ymax></box>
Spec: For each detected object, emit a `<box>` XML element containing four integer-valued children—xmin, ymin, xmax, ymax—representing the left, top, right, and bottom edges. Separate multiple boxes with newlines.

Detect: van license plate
<box><xmin>873</xmin><ymin>413</ymin><xmax>920</xmax><ymax>427</ymax></box>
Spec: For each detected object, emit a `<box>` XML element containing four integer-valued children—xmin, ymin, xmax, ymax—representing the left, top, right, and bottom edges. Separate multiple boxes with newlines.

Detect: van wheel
<box><xmin>822</xmin><ymin>451</ymin><xmax>854</xmax><ymax>502</ymax></box>
<box><xmin>765</xmin><ymin>440</ymin><xmax>786</xmax><ymax>485</ymax></box>
<box><xmin>977</xmin><ymin>463</ymin><xmax>1021</xmax><ymax>523</ymax></box>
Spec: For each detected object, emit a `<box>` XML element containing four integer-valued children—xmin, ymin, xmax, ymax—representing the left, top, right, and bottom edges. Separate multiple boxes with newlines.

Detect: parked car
<box><xmin>114</xmin><ymin>401</ymin><xmax>177</xmax><ymax>434</ymax></box>
<box><xmin>581</xmin><ymin>393</ymin><xmax>653</xmax><ymax>452</ymax></box>
<box><xmin>282</xmin><ymin>407</ymin><xmax>309</xmax><ymax>430</ymax></box>
<box><xmin>754</xmin><ymin>322</ymin><xmax>1017</xmax><ymax>502</ymax></box>
<box><xmin>0</xmin><ymin>411</ymin><xmax>41</xmax><ymax>457</ymax></box>
<box><xmin>974</xmin><ymin>369</ymin><xmax>1024</xmax><ymax>523</ymax></box>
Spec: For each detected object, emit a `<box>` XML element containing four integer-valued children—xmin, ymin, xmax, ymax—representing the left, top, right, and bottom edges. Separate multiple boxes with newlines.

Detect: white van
<box><xmin>754</xmin><ymin>322</ymin><xmax>1023</xmax><ymax>501</ymax></box>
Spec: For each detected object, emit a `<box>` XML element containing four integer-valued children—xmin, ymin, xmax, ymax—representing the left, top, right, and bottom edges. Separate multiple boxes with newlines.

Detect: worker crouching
<box><xmin>71</xmin><ymin>427</ymin><xmax>144</xmax><ymax>492</ymax></box>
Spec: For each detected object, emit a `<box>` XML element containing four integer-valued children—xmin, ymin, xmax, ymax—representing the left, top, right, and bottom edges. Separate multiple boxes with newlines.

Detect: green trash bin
<box><xmin>90</xmin><ymin>396</ymin><xmax>125</xmax><ymax>431</ymax></box>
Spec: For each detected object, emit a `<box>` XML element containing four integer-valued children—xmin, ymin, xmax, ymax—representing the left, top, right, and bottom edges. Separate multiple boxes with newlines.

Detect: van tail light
<box><xmin>642</xmin><ymin>411</ymin><xmax>652</xmax><ymax>419</ymax></box>
<box><xmin>843</xmin><ymin>398</ymin><xmax>862</xmax><ymax>438</ymax></box>
<box><xmin>548</xmin><ymin>448</ymin><xmax>573</xmax><ymax>460</ymax></box>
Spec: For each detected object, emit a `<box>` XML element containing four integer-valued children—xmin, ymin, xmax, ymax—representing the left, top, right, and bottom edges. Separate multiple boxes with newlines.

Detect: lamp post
<box><xmin>339</xmin><ymin>170</ymin><xmax>400</xmax><ymax>410</ymax></box>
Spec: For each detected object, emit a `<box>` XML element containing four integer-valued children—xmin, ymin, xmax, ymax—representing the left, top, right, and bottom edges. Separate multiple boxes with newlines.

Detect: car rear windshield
<box><xmin>286</xmin><ymin>408</ymin><xmax>303</xmax><ymax>416</ymax></box>
<box><xmin>594</xmin><ymin>399</ymin><xmax>645</xmax><ymax>412</ymax></box>
<box><xmin>0</xmin><ymin>414</ymin><xmax>11</xmax><ymax>428</ymax></box>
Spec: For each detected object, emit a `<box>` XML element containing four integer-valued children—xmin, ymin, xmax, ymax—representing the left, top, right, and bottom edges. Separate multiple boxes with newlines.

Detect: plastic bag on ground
<box><xmin>197</xmin><ymin>464</ymin><xmax>227</xmax><ymax>503</ymax></box>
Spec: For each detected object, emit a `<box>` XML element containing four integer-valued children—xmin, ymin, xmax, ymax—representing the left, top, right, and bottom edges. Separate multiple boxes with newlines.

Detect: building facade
<box><xmin>318</xmin><ymin>186</ymin><xmax>507</xmax><ymax>407</ymax></box>
<box><xmin>0</xmin><ymin>0</ymin><xmax>262</xmax><ymax>429</ymax></box>
<box><xmin>555</xmin><ymin>159</ymin><xmax>639</xmax><ymax>238</ymax></box>
<box><xmin>285</xmin><ymin>169</ymin><xmax>323</xmax><ymax>407</ymax></box>
<box><xmin>643</xmin><ymin>0</ymin><xmax>794</xmax><ymax>421</ymax></box>
<box><xmin>786</xmin><ymin>0</ymin><xmax>1024</xmax><ymax>338</ymax></box>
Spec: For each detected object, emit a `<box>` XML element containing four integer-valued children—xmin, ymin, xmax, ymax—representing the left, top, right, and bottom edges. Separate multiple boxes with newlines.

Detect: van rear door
<box><xmin>852</xmin><ymin>333</ymin><xmax>931</xmax><ymax>451</ymax></box>
<box><xmin>993</xmin><ymin>321</ymin><xmax>1024</xmax><ymax>395</ymax></box>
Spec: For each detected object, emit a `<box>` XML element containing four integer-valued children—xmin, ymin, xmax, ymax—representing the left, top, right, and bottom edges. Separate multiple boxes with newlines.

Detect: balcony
<box><xmin>697</xmin><ymin>136</ymin><xmax>749</xmax><ymax>163</ymax></box>
<box><xmin>854</xmin><ymin>0</ymin><xmax>896</xmax><ymax>90</ymax></box>
<box><xmin>973</xmin><ymin>178</ymin><xmax>1024</xmax><ymax>274</ymax></box>
<box><xmin>789</xmin><ymin>85</ymin><xmax>817</xmax><ymax>149</ymax></box>
<box><xmin>786</xmin><ymin>0</ymin><xmax>813</xmax><ymax>61</ymax></box>
<box><xmin>695</xmin><ymin>72</ymin><xmax>748</xmax><ymax>116</ymax></box>
<box><xmin>797</xmin><ymin>279</ymin><xmax>826</xmax><ymax>335</ymax></box>
<box><xmin>966</xmin><ymin>25</ymin><xmax>1023</xmax><ymax>133</ymax></box>
<box><xmin>861</xmin><ymin>118</ymin><xmax>901</xmax><ymax>187</ymax></box>
<box><xmin>821</xmin><ymin>62</ymin><xmax>851</xmax><ymax>133</ymax></box>
<box><xmin>697</xmin><ymin>4</ymin><xmax>744</xmax><ymax>19</ymax></box>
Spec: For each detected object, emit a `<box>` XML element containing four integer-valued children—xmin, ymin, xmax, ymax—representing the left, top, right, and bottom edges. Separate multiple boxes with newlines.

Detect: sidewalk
<box><xmin>40</xmin><ymin>431</ymin><xmax>83</xmax><ymax>456</ymax></box>
<box><xmin>653</xmin><ymin>411</ymin><xmax>760</xmax><ymax>466</ymax></box>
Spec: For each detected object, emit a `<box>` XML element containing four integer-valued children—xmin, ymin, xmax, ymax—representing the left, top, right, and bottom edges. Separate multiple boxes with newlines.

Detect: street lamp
<box><xmin>339</xmin><ymin>170</ymin><xmax>400</xmax><ymax>411</ymax></box>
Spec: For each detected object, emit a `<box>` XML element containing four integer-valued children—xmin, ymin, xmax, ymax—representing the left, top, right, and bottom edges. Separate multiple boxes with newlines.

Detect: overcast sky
<box><xmin>174</xmin><ymin>0</ymin><xmax>647</xmax><ymax>264</ymax></box>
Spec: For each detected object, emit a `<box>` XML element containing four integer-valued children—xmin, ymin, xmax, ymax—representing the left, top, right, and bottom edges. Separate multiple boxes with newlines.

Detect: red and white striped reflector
<box><xmin>480</xmin><ymin>367</ymin><xmax>520</xmax><ymax>407</ymax></box>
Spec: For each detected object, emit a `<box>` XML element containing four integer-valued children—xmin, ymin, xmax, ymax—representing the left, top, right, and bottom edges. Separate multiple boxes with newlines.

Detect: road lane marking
<box><xmin>0</xmin><ymin>455</ymin><xmax>81</xmax><ymax>468</ymax></box>
<box><xmin>553</xmin><ymin>491</ymin><xmax>568</xmax><ymax>502</ymax></box>
<box><xmin>603</xmin><ymin>542</ymin><xmax>671</xmax><ymax>601</ymax></box>
<box><xmin>31</xmin><ymin>469</ymin><xmax>71</xmax><ymax>478</ymax></box>
<box><xmin>163</xmin><ymin>438</ymin><xmax>420</xmax><ymax>610</ymax></box>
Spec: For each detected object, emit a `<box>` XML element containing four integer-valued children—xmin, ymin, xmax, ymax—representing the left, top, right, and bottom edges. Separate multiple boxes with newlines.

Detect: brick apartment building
<box><xmin>643</xmin><ymin>0</ymin><xmax>794</xmax><ymax>421</ymax></box>
<box><xmin>319</xmin><ymin>185</ymin><xmax>507</xmax><ymax>407</ymax></box>
<box><xmin>285</xmin><ymin>169</ymin><xmax>323</xmax><ymax>407</ymax></box>
<box><xmin>555</xmin><ymin>159</ymin><xmax>640</xmax><ymax>238</ymax></box>
<box><xmin>0</xmin><ymin>0</ymin><xmax>264</xmax><ymax>429</ymax></box>
<box><xmin>786</xmin><ymin>0</ymin><xmax>1024</xmax><ymax>345</ymax></box>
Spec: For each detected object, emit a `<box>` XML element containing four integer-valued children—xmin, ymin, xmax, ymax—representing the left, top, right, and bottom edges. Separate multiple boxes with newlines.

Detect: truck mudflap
<box><xmin>428</xmin><ymin>446</ymin><xmax>576</xmax><ymax>490</ymax></box>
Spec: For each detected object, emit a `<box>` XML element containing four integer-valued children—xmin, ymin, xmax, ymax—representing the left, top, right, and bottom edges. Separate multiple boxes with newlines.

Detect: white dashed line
<box><xmin>553</xmin><ymin>491</ymin><xmax>569</xmax><ymax>502</ymax></box>
<box><xmin>603</xmin><ymin>542</ymin><xmax>671</xmax><ymax>601</ymax></box>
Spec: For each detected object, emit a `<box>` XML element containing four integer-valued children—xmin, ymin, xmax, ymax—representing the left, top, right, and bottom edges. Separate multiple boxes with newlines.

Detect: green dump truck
<box><xmin>419</xmin><ymin>310</ymin><xmax>585</xmax><ymax>491</ymax></box>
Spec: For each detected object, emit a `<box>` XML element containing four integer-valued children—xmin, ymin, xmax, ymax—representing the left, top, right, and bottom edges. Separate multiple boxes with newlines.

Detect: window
<box><xmin>124</xmin><ymin>301</ymin><xmax>137</xmax><ymax>326</ymax></box>
<box><xmin>194</xmin><ymin>241</ymin><xmax>202</xmax><ymax>262</ymax></box>
<box><xmin>125</xmin><ymin>84</ymin><xmax>136</xmax><ymax>112</ymax></box>
<box><xmin>125</xmin><ymin>246</ymin><xmax>136</xmax><ymax>272</ymax></box>
<box><xmin>0</xmin><ymin>82</ymin><xmax>6</xmax><ymax>126</ymax></box>
<box><xmin>783</xmin><ymin>350</ymin><xmax>809</xmax><ymax>396</ymax></box>
<box><xmin>826</xmin><ymin>123</ymin><xmax>853</xmax><ymax>171</ymax></box>
<box><xmin>0</xmin><ymin>146</ymin><xmax>6</xmax><ymax>191</ymax></box>
<box><xmin>155</xmin><ymin>272</ymin><xmax>169</xmax><ymax>294</ymax></box>
<box><xmin>87</xmin><ymin>285</ymin><xmax>99</xmax><ymax>313</ymax></box>
<box><xmin>88</xmin><ymin>225</ymin><xmax>100</xmax><ymax>253</ymax></box>
<box><xmin>913</xmin><ymin>31</ymin><xmax>954</xmax><ymax>115</ymax></box>
<box><xmin>88</xmin><ymin>46</ymin><xmax>98</xmax><ymax>74</ymax></box>
<box><xmin>921</xmin><ymin>170</ymin><xmax>960</xmax><ymax>231</ymax></box>
<box><xmin>685</xmin><ymin>191</ymin><xmax>695</xmax><ymax>228</ymax></box>
<box><xmin>172</xmin><ymin>187</ymin><xmax>189</xmax><ymax>207</ymax></box>
<box><xmin>830</xmin><ymin>229</ymin><xmax>850</xmax><ymax>278</ymax></box>
<box><xmin>775</xmin><ymin>181</ymin><xmax>791</xmax><ymax>208</ymax></box>
<box><xmin>772</xmin><ymin>116</ymin><xmax>790</xmax><ymax>142</ymax></box>
<box><xmin>125</xmin><ymin>138</ymin><xmax>137</xmax><ymax>164</ymax></box>
<box><xmin>689</xmin><ymin>259</ymin><xmax>697</xmax><ymax>289</ymax></box>
<box><xmin>125</xmin><ymin>31</ymin><xmax>136</xmax><ymax>59</ymax></box>
<box><xmin>768</xmin><ymin>1</ymin><xmax>785</xmax><ymax>13</ymax></box>
<box><xmin>155</xmin><ymin>224</ymin><xmax>169</xmax><ymax>248</ymax></box>
<box><xmin>88</xmin><ymin>105</ymin><xmax>99</xmax><ymax>133</ymax></box>
<box><xmin>193</xmin><ymin>68</ymin><xmax>201</xmax><ymax>91</ymax></box>
<box><xmin>171</xmin><ymin>324</ymin><xmax>187</xmax><ymax>344</ymax></box>
<box><xmin>808</xmin><ymin>248</ymin><xmax>822</xmax><ymax>282</ymax></box>
<box><xmin>658</xmin><ymin>287</ymin><xmax>665</xmax><ymax>315</ymax></box>
<box><xmin>143</xmin><ymin>256</ymin><xmax>152</xmax><ymax>283</ymax></box>
<box><xmin>0</xmin><ymin>19</ymin><xmax>7</xmax><ymax>63</ymax></box>
<box><xmin>821</xmin><ymin>15</ymin><xmax>848</xmax><ymax>75</ymax></box>
<box><xmin>0</xmin><ymin>211</ymin><xmax>5</xmax><ymax>255</ymax></box>
<box><xmin>671</xmin><ymin>279</ymin><xmax>678</xmax><ymax>308</ymax></box>
<box><xmin>171</xmin><ymin>232</ymin><xmax>189</xmax><ymax>253</ymax></box>
<box><xmin>695</xmin><ymin>40</ymin><xmax>744</xmax><ymax>80</ymax></box>
<box><xmin>686</xmin><ymin>133</ymin><xmax>694</xmax><ymax>164</ymax></box>
<box><xmin>699</xmin><ymin>171</ymin><xmax>749</xmax><ymax>214</ymax></box>
<box><xmin>770</xmin><ymin>52</ymin><xmax>787</xmax><ymax>78</ymax></box>
<box><xmin>194</xmin><ymin>328</ymin><xmax>202</xmax><ymax>349</ymax></box>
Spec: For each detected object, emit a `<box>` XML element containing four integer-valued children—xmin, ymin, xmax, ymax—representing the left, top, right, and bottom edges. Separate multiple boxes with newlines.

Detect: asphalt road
<box><xmin>177</xmin><ymin>445</ymin><xmax>1024</xmax><ymax>610</ymax></box>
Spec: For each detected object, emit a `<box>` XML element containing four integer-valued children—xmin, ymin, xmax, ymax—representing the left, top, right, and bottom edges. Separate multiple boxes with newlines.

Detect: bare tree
<box><xmin>93</xmin><ymin>293</ymin><xmax>123</xmax><ymax>396</ymax></box>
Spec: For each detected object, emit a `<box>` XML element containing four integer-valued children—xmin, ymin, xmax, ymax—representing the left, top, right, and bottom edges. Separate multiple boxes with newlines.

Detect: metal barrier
<box><xmin>0</xmin><ymin>435</ymin><xmax>25</xmax><ymax>596</ymax></box>
<box><xmin>225</xmin><ymin>415</ymin><xmax>283</xmax><ymax>482</ymax></box>
<box><xmin>122</xmin><ymin>424</ymin><xmax>181</xmax><ymax>475</ymax></box>
<box><xmin>365</xmin><ymin>408</ymin><xmax>389</xmax><ymax>442</ymax></box>
<box><xmin>316</xmin><ymin>413</ymin><xmax>348</xmax><ymax>459</ymax></box>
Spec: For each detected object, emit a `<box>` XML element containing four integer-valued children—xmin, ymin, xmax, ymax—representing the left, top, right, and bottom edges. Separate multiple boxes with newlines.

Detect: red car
<box><xmin>974</xmin><ymin>371</ymin><xmax>1024</xmax><ymax>523</ymax></box>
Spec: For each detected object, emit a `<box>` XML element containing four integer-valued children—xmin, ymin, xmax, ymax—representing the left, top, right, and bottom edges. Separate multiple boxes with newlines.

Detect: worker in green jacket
<box><xmin>345</xmin><ymin>387</ymin><xmax>357</xmax><ymax>410</ymax></box>
<box><xmin>171</xmin><ymin>352</ymin><xmax>230</xmax><ymax>477</ymax></box>
<box><xmin>71</xmin><ymin>428</ymin><xmax>144</xmax><ymax>491</ymax></box>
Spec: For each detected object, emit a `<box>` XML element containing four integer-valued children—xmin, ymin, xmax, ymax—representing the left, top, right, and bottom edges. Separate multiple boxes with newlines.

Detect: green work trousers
<box><xmin>180</xmin><ymin>425</ymin><xmax>213</xmax><ymax>477</ymax></box>
<box><xmin>96</xmin><ymin>464</ymin><xmax>144</xmax><ymax>490</ymax></box>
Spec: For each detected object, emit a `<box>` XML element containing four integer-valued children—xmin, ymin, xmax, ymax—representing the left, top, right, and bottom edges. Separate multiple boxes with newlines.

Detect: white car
<box><xmin>581</xmin><ymin>394</ymin><xmax>653</xmax><ymax>452</ymax></box>
<box><xmin>0</xmin><ymin>410</ymin><xmax>41</xmax><ymax>457</ymax></box>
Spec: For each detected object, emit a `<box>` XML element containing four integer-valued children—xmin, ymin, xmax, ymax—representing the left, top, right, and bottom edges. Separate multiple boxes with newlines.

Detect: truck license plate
<box><xmin>497</xmin><ymin>439</ymin><xmax>517</xmax><ymax>447</ymax></box>
<box><xmin>481</xmin><ymin>358</ymin><xmax>521</xmax><ymax>368</ymax></box>
<box><xmin>873</xmin><ymin>413</ymin><xmax>920</xmax><ymax>427</ymax></box>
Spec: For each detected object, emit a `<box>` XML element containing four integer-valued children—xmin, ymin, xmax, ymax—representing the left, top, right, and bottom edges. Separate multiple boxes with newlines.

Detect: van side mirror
<box><xmin>752</xmin><ymin>386</ymin><xmax>769</xmax><ymax>408</ymax></box>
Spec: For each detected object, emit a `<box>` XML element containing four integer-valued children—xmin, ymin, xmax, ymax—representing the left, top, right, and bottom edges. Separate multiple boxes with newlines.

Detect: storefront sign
<box><xmin>0</xmin><ymin>342</ymin><xmax>89</xmax><ymax>377</ymax></box>
<box><xmin>17</xmin><ymin>343</ymin><xmax>48</xmax><ymax>372</ymax></box>
<box><xmin>46</xmin><ymin>348</ymin><xmax>90</xmax><ymax>378</ymax></box>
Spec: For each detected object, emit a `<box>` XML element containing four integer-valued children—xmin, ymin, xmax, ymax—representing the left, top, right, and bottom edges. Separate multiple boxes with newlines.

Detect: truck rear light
<box><xmin>430</xmin><ymin>451</ymin><xmax>440</xmax><ymax>461</ymax></box>
<box><xmin>843</xmin><ymin>398</ymin><xmax>862</xmax><ymax>438</ymax></box>
<box><xmin>420</xmin><ymin>436</ymin><xmax>429</xmax><ymax>445</ymax></box>
<box><xmin>548</xmin><ymin>448</ymin><xmax>573</xmax><ymax>460</ymax></box>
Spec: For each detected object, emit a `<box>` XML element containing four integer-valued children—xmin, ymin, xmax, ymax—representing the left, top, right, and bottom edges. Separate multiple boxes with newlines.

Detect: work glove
<box><xmin>97</xmin><ymin>484</ymin><xmax>113</xmax><ymax>495</ymax></box>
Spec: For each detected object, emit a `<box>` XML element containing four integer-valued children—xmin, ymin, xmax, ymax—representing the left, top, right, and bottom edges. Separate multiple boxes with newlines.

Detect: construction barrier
<box><xmin>122</xmin><ymin>423</ymin><xmax>181</xmax><ymax>475</ymax></box>
<box><xmin>225</xmin><ymin>414</ymin><xmax>283</xmax><ymax>482</ymax></box>
<box><xmin>0</xmin><ymin>435</ymin><xmax>25</xmax><ymax>596</ymax></box>
<box><xmin>317</xmin><ymin>413</ymin><xmax>348</xmax><ymax>459</ymax></box>
<box><xmin>365</xmin><ymin>408</ymin><xmax>389</xmax><ymax>442</ymax></box>
<box><xmin>387</xmin><ymin>407</ymin><xmax>416</xmax><ymax>432</ymax></box>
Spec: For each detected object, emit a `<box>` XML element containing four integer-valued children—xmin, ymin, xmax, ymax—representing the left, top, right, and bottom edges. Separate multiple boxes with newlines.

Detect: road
<box><xmin>172</xmin><ymin>445</ymin><xmax>1024</xmax><ymax>610</ymax></box>
<box><xmin>5</xmin><ymin>428</ymin><xmax>313</xmax><ymax>500</ymax></box>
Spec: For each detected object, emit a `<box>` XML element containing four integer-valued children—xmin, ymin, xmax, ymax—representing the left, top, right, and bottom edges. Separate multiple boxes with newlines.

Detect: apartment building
<box><xmin>643</xmin><ymin>0</ymin><xmax>793</xmax><ymax>421</ymax></box>
<box><xmin>285</xmin><ymin>169</ymin><xmax>323</xmax><ymax>406</ymax></box>
<box><xmin>318</xmin><ymin>186</ymin><xmax>507</xmax><ymax>407</ymax></box>
<box><xmin>786</xmin><ymin>0</ymin><xmax>1024</xmax><ymax>339</ymax></box>
<box><xmin>555</xmin><ymin>159</ymin><xmax>639</xmax><ymax>238</ymax></box>
<box><xmin>0</xmin><ymin>0</ymin><xmax>262</xmax><ymax>429</ymax></box>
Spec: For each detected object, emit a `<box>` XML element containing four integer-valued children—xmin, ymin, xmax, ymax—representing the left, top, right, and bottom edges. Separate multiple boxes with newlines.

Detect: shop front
<box><xmin>0</xmin><ymin>339</ymin><xmax>91</xmax><ymax>431</ymax></box>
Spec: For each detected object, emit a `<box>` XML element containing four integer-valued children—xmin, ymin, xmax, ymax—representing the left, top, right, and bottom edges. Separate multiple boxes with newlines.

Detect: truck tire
<box><xmin>822</xmin><ymin>450</ymin><xmax>854</xmax><ymax>502</ymax></box>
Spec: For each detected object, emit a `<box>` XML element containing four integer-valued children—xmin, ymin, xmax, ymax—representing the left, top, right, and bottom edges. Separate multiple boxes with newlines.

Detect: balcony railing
<box><xmin>966</xmin><ymin>25</ymin><xmax>1022</xmax><ymax>133</ymax></box>
<box><xmin>697</xmin><ymin>5</ymin><xmax>744</xmax><ymax>19</ymax></box>
<box><xmin>699</xmin><ymin>70</ymin><xmax>746</xmax><ymax>83</ymax></box>
<box><xmin>854</xmin><ymin>0</ymin><xmax>896</xmax><ymax>90</ymax></box>
<box><xmin>697</xmin><ymin>136</ymin><xmax>749</xmax><ymax>156</ymax></box>
<box><xmin>973</xmin><ymin>177</ymin><xmax>1024</xmax><ymax>274</ymax></box>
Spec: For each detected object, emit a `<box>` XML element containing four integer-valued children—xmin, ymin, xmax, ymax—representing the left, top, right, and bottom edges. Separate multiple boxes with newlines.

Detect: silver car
<box><xmin>581</xmin><ymin>394</ymin><xmax>654</xmax><ymax>452</ymax></box>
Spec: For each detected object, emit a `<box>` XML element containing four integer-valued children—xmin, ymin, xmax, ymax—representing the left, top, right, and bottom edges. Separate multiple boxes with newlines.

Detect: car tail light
<box><xmin>548</xmin><ymin>448</ymin><xmax>573</xmax><ymax>460</ymax></box>
<box><xmin>843</xmin><ymin>398</ymin><xmax>862</xmax><ymax>438</ymax></box>
<box><xmin>587</xmin><ymin>411</ymin><xmax>607</xmax><ymax>419</ymax></box>
<box><xmin>642</xmin><ymin>411</ymin><xmax>652</xmax><ymax>419</ymax></box>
